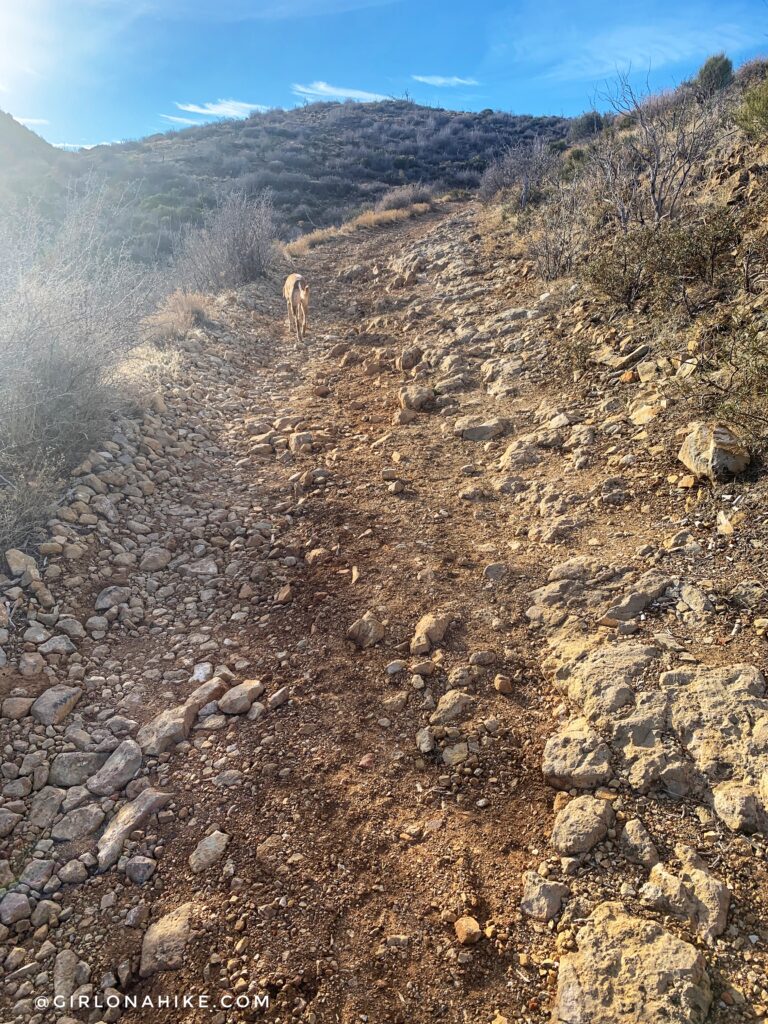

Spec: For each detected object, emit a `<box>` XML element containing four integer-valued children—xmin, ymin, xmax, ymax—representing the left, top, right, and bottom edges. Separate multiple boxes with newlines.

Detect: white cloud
<box><xmin>160</xmin><ymin>113</ymin><xmax>203</xmax><ymax>125</ymax></box>
<box><xmin>292</xmin><ymin>80</ymin><xmax>387</xmax><ymax>101</ymax></box>
<box><xmin>17</xmin><ymin>117</ymin><xmax>50</xmax><ymax>125</ymax></box>
<box><xmin>53</xmin><ymin>140</ymin><xmax>117</xmax><ymax>150</ymax></box>
<box><xmin>541</xmin><ymin>23</ymin><xmax>755</xmax><ymax>82</ymax></box>
<box><xmin>412</xmin><ymin>75</ymin><xmax>479</xmax><ymax>87</ymax></box>
<box><xmin>485</xmin><ymin>10</ymin><xmax>757</xmax><ymax>86</ymax></box>
<box><xmin>175</xmin><ymin>98</ymin><xmax>267</xmax><ymax>117</ymax></box>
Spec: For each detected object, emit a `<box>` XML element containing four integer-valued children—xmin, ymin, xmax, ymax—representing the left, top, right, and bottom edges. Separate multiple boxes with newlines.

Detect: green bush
<box><xmin>693</xmin><ymin>54</ymin><xmax>733</xmax><ymax>99</ymax></box>
<box><xmin>692</xmin><ymin>323</ymin><xmax>768</xmax><ymax>448</ymax></box>
<box><xmin>583</xmin><ymin>227</ymin><xmax>653</xmax><ymax>308</ymax></box>
<box><xmin>567</xmin><ymin>110</ymin><xmax>605</xmax><ymax>142</ymax></box>
<box><xmin>583</xmin><ymin>208</ymin><xmax>738</xmax><ymax>310</ymax></box>
<box><xmin>735</xmin><ymin>79</ymin><xmax>768</xmax><ymax>139</ymax></box>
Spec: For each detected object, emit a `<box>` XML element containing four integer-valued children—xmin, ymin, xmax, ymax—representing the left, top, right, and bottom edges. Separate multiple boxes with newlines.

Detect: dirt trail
<box><xmin>2</xmin><ymin>199</ymin><xmax>768</xmax><ymax>1024</ymax></box>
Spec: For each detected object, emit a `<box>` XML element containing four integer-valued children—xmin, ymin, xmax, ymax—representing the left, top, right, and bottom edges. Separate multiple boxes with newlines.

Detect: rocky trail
<box><xmin>2</xmin><ymin>199</ymin><xmax>768</xmax><ymax>1024</ymax></box>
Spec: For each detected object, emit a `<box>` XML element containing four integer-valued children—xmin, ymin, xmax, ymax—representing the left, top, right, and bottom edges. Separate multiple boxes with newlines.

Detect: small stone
<box><xmin>189</xmin><ymin>831</ymin><xmax>230</xmax><ymax>874</ymax></box>
<box><xmin>126</xmin><ymin>856</ymin><xmax>157</xmax><ymax>884</ymax></box>
<box><xmin>454</xmin><ymin>915</ymin><xmax>481</xmax><ymax>945</ymax></box>
<box><xmin>347</xmin><ymin>611</ymin><xmax>385</xmax><ymax>649</ymax></box>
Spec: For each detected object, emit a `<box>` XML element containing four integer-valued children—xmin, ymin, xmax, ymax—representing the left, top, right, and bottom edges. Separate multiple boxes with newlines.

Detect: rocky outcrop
<box><xmin>553</xmin><ymin>902</ymin><xmax>711</xmax><ymax>1023</ymax></box>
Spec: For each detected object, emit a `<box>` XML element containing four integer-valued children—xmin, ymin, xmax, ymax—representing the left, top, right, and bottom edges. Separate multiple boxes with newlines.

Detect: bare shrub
<box><xmin>176</xmin><ymin>189</ymin><xmax>276</xmax><ymax>290</ymax></box>
<box><xmin>0</xmin><ymin>183</ymin><xmax>155</xmax><ymax>547</ymax></box>
<box><xmin>526</xmin><ymin>180</ymin><xmax>590</xmax><ymax>280</ymax></box>
<box><xmin>375</xmin><ymin>183</ymin><xmax>433</xmax><ymax>211</ymax></box>
<box><xmin>600</xmin><ymin>73</ymin><xmax>720</xmax><ymax>225</ymax></box>
<box><xmin>734</xmin><ymin>58</ymin><xmax>768</xmax><ymax>88</ymax></box>
<box><xmin>0</xmin><ymin>456</ymin><xmax>63</xmax><ymax>552</ymax></box>
<box><xmin>479</xmin><ymin>137</ymin><xmax>557</xmax><ymax>206</ymax></box>
<box><xmin>586</xmin><ymin>130</ymin><xmax>644</xmax><ymax>232</ymax></box>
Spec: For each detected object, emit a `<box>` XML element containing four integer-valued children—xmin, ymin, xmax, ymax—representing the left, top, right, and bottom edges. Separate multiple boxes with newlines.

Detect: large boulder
<box><xmin>678</xmin><ymin>422</ymin><xmax>749</xmax><ymax>482</ymax></box>
<box><xmin>552</xmin><ymin>902</ymin><xmax>711</xmax><ymax>1023</ymax></box>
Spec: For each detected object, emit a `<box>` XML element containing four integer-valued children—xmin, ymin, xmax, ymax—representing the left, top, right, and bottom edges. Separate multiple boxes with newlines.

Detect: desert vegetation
<box><xmin>481</xmin><ymin>55</ymin><xmax>768</xmax><ymax>446</ymax></box>
<box><xmin>0</xmin><ymin>100</ymin><xmax>568</xmax><ymax>258</ymax></box>
<box><xmin>0</xmin><ymin>180</ymin><xmax>278</xmax><ymax>550</ymax></box>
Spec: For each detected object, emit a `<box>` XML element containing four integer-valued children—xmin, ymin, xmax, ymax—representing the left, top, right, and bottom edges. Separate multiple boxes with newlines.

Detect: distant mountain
<box><xmin>0</xmin><ymin>101</ymin><xmax>570</xmax><ymax>259</ymax></box>
<box><xmin>0</xmin><ymin>110</ymin><xmax>59</xmax><ymax>164</ymax></box>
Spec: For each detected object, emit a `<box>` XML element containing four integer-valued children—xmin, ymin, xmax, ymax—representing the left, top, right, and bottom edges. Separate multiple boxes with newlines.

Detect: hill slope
<box><xmin>0</xmin><ymin>101</ymin><xmax>569</xmax><ymax>256</ymax></box>
<box><xmin>0</xmin><ymin>110</ymin><xmax>67</xmax><ymax>208</ymax></box>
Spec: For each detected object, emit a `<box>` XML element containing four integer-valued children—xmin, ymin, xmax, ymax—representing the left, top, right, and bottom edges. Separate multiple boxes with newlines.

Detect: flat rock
<box><xmin>86</xmin><ymin>739</ymin><xmax>142</xmax><ymax>796</ymax></box>
<box><xmin>139</xmin><ymin>902</ymin><xmax>196</xmax><ymax>977</ymax></box>
<box><xmin>453</xmin><ymin>415</ymin><xmax>506</xmax><ymax>441</ymax></box>
<box><xmin>429</xmin><ymin>690</ymin><xmax>476</xmax><ymax>726</ymax></box>
<box><xmin>97</xmin><ymin>788</ymin><xmax>173</xmax><ymax>870</ymax></box>
<box><xmin>218</xmin><ymin>680</ymin><xmax>264</xmax><ymax>715</ymax></box>
<box><xmin>189</xmin><ymin>831</ymin><xmax>230</xmax><ymax>873</ymax></box>
<box><xmin>30</xmin><ymin>685</ymin><xmax>82</xmax><ymax>725</ymax></box>
<box><xmin>51</xmin><ymin>804</ymin><xmax>106</xmax><ymax>842</ymax></box>
<box><xmin>50</xmin><ymin>752</ymin><xmax>109</xmax><ymax>788</ymax></box>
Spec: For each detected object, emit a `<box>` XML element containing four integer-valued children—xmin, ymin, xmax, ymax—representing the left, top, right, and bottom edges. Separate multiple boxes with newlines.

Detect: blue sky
<box><xmin>2</xmin><ymin>0</ymin><xmax>765</xmax><ymax>148</ymax></box>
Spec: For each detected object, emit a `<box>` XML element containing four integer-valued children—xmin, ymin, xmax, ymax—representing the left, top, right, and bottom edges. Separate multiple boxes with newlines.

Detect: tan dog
<box><xmin>283</xmin><ymin>273</ymin><xmax>310</xmax><ymax>343</ymax></box>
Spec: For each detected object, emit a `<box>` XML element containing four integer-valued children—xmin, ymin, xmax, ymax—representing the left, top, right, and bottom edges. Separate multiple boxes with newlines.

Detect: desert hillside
<box><xmin>0</xmin><ymin>100</ymin><xmax>568</xmax><ymax>256</ymax></box>
<box><xmin>2</xmin><ymin>56</ymin><xmax>768</xmax><ymax>1024</ymax></box>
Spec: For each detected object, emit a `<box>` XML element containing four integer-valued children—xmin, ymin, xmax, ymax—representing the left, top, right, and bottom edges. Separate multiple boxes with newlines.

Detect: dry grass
<box><xmin>0</xmin><ymin>457</ymin><xmax>63</xmax><ymax>552</ymax></box>
<box><xmin>286</xmin><ymin>201</ymin><xmax>433</xmax><ymax>255</ymax></box>
<box><xmin>143</xmin><ymin>290</ymin><xmax>212</xmax><ymax>344</ymax></box>
<box><xmin>118</xmin><ymin>342</ymin><xmax>183</xmax><ymax>397</ymax></box>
